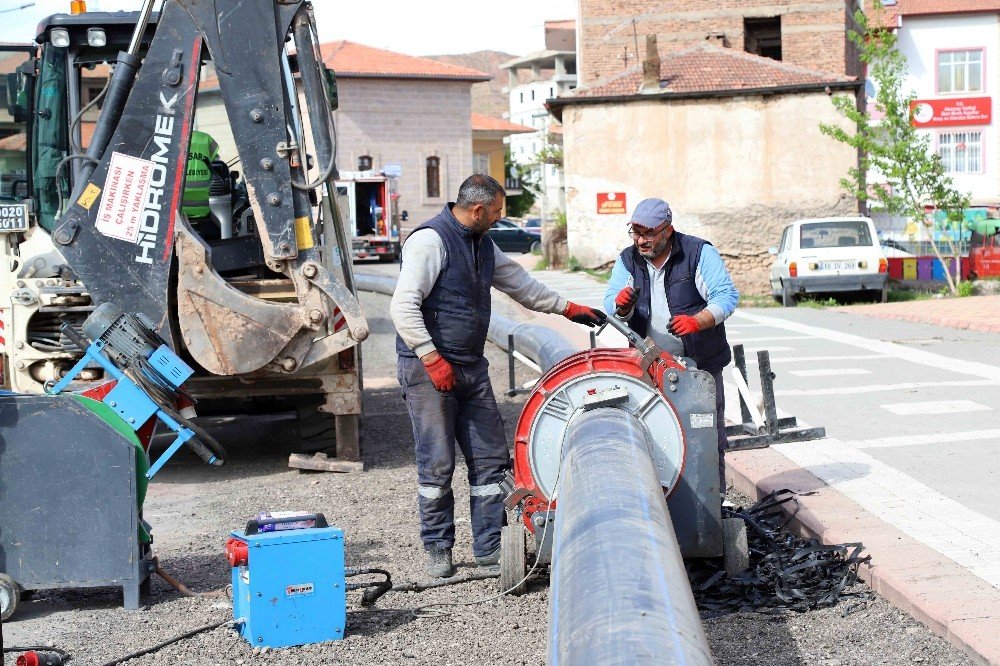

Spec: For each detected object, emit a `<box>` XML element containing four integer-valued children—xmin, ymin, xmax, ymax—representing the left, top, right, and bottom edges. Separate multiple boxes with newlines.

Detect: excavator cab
<box><xmin>0</xmin><ymin>2</ymin><xmax>366</xmax><ymax>462</ymax></box>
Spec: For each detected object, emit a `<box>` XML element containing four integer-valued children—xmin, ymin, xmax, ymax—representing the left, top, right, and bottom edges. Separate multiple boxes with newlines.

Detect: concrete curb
<box><xmin>726</xmin><ymin>449</ymin><xmax>1000</xmax><ymax>666</ymax></box>
<box><xmin>837</xmin><ymin>309</ymin><xmax>1000</xmax><ymax>334</ymax></box>
<box><xmin>837</xmin><ymin>294</ymin><xmax>1000</xmax><ymax>334</ymax></box>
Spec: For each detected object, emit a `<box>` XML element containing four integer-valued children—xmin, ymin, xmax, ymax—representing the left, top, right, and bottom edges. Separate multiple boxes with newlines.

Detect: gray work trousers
<box><xmin>397</xmin><ymin>355</ymin><xmax>509</xmax><ymax>557</ymax></box>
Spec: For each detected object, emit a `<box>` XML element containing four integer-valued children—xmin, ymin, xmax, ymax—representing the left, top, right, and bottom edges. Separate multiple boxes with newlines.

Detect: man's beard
<box><xmin>638</xmin><ymin>234</ymin><xmax>670</xmax><ymax>259</ymax></box>
<box><xmin>471</xmin><ymin>214</ymin><xmax>493</xmax><ymax>234</ymax></box>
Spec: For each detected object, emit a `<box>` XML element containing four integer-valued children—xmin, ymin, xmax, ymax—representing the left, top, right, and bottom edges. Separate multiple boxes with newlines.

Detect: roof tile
<box><xmin>320</xmin><ymin>41</ymin><xmax>490</xmax><ymax>81</ymax></box>
<box><xmin>471</xmin><ymin>113</ymin><xmax>533</xmax><ymax>133</ymax></box>
<box><xmin>875</xmin><ymin>0</ymin><xmax>1000</xmax><ymax>28</ymax></box>
<box><xmin>572</xmin><ymin>43</ymin><xmax>855</xmax><ymax>99</ymax></box>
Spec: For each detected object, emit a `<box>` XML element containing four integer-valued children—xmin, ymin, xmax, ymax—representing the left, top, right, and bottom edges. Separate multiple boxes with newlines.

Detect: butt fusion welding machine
<box><xmin>0</xmin><ymin>303</ymin><xmax>225</xmax><ymax>623</ymax></box>
<box><xmin>499</xmin><ymin>315</ymin><xmax>728</xmax><ymax>589</ymax></box>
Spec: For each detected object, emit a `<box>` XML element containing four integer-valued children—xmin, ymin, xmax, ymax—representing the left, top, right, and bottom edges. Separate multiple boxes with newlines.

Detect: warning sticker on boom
<box><xmin>96</xmin><ymin>152</ymin><xmax>155</xmax><ymax>243</ymax></box>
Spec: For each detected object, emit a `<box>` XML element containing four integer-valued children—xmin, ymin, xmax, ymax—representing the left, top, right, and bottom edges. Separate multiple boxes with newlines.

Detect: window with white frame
<box><xmin>473</xmin><ymin>152</ymin><xmax>490</xmax><ymax>174</ymax></box>
<box><xmin>937</xmin><ymin>50</ymin><xmax>983</xmax><ymax>94</ymax></box>
<box><xmin>938</xmin><ymin>130</ymin><xmax>983</xmax><ymax>173</ymax></box>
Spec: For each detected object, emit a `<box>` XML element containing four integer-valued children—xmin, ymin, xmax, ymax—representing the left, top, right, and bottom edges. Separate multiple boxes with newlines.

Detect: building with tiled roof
<box><xmin>549</xmin><ymin>33</ymin><xmax>864</xmax><ymax>294</ymax></box>
<box><xmin>320</xmin><ymin>41</ymin><xmax>490</xmax><ymax>82</ymax></box>
<box><xmin>471</xmin><ymin>114</ymin><xmax>533</xmax><ymax>196</ymax></box>
<box><xmin>471</xmin><ymin>113</ymin><xmax>533</xmax><ymax>134</ymax></box>
<box><xmin>556</xmin><ymin>43</ymin><xmax>855</xmax><ymax>104</ymax></box>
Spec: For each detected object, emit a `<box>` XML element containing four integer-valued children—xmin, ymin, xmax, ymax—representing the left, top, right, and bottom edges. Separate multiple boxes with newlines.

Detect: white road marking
<box><xmin>747</xmin><ymin>354</ymin><xmax>887</xmax><ymax>365</ymax></box>
<box><xmin>789</xmin><ymin>368</ymin><xmax>873</xmax><ymax>377</ymax></box>
<box><xmin>733</xmin><ymin>335</ymin><xmax>815</xmax><ymax>342</ymax></box>
<box><xmin>851</xmin><ymin>428</ymin><xmax>1000</xmax><ymax>449</ymax></box>
<box><xmin>880</xmin><ymin>400</ymin><xmax>991</xmax><ymax>416</ymax></box>
<box><xmin>775</xmin><ymin>379</ymin><xmax>1000</xmax><ymax>396</ymax></box>
<box><xmin>773</xmin><ymin>437</ymin><xmax>1000</xmax><ymax>589</ymax></box>
<box><xmin>740</xmin><ymin>346</ymin><xmax>795</xmax><ymax>354</ymax></box>
<box><xmin>733</xmin><ymin>311</ymin><xmax>1000</xmax><ymax>381</ymax></box>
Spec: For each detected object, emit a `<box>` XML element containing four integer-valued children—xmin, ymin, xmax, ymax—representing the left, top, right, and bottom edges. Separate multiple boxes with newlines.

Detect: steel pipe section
<box><xmin>549</xmin><ymin>407</ymin><xmax>713</xmax><ymax>666</ymax></box>
<box><xmin>355</xmin><ymin>272</ymin><xmax>575</xmax><ymax>372</ymax></box>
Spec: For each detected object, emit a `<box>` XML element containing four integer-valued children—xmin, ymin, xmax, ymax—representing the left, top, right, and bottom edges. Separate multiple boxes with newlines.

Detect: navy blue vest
<box><xmin>395</xmin><ymin>204</ymin><xmax>496</xmax><ymax>365</ymax></box>
<box><xmin>621</xmin><ymin>231</ymin><xmax>732</xmax><ymax>373</ymax></box>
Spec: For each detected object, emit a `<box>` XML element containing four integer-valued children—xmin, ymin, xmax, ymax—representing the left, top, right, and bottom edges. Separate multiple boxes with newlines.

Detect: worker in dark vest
<box><xmin>391</xmin><ymin>174</ymin><xmax>606</xmax><ymax>578</ymax></box>
<box><xmin>603</xmin><ymin>198</ymin><xmax>739</xmax><ymax>493</ymax></box>
<box><xmin>182</xmin><ymin>130</ymin><xmax>220</xmax><ymax>219</ymax></box>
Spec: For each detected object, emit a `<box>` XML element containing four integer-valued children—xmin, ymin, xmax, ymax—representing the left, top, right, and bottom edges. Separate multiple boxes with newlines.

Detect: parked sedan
<box><xmin>769</xmin><ymin>217</ymin><xmax>888</xmax><ymax>306</ymax></box>
<box><xmin>488</xmin><ymin>219</ymin><xmax>542</xmax><ymax>254</ymax></box>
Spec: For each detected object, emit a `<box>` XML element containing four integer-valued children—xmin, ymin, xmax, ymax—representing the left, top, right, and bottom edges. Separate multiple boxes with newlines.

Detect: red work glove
<box><xmin>614</xmin><ymin>286</ymin><xmax>640</xmax><ymax>317</ymax></box>
<box><xmin>668</xmin><ymin>314</ymin><xmax>701</xmax><ymax>336</ymax></box>
<box><xmin>563</xmin><ymin>302</ymin><xmax>607</xmax><ymax>327</ymax></box>
<box><xmin>422</xmin><ymin>354</ymin><xmax>456</xmax><ymax>392</ymax></box>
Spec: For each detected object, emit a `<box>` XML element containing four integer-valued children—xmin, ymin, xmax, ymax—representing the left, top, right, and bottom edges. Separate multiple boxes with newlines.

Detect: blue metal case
<box><xmin>230</xmin><ymin>525</ymin><xmax>346</xmax><ymax>648</ymax></box>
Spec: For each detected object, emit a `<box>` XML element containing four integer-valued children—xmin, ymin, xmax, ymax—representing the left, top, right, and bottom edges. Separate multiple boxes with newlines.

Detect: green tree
<box><xmin>504</xmin><ymin>149</ymin><xmax>537</xmax><ymax>218</ymax></box>
<box><xmin>820</xmin><ymin>8</ymin><xmax>969</xmax><ymax>294</ymax></box>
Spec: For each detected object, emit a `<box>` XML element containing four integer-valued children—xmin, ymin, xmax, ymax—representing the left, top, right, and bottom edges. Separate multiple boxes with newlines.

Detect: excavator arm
<box><xmin>52</xmin><ymin>0</ymin><xmax>367</xmax><ymax>377</ymax></box>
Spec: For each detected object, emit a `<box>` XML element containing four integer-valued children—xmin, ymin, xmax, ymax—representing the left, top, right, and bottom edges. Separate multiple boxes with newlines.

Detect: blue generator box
<box><xmin>229</xmin><ymin>517</ymin><xmax>346</xmax><ymax>648</ymax></box>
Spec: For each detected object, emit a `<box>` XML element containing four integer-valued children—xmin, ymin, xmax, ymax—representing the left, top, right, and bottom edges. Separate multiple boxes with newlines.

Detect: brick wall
<box><xmin>334</xmin><ymin>78</ymin><xmax>474</xmax><ymax>232</ymax></box>
<box><xmin>578</xmin><ymin>0</ymin><xmax>858</xmax><ymax>87</ymax></box>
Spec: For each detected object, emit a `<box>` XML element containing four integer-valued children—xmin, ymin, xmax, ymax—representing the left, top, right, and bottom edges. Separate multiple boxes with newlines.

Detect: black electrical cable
<box><xmin>96</xmin><ymin>619</ymin><xmax>228</xmax><ymax>666</ymax></box>
<box><xmin>157</xmin><ymin>403</ymin><xmax>228</xmax><ymax>464</ymax></box>
<box><xmin>345</xmin><ymin>567</ymin><xmax>392</xmax><ymax>606</ymax></box>
<box><xmin>2</xmin><ymin>646</ymin><xmax>71</xmax><ymax>658</ymax></box>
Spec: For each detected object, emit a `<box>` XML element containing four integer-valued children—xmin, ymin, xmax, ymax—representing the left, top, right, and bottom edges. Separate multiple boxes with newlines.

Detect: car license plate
<box><xmin>818</xmin><ymin>261</ymin><xmax>854</xmax><ymax>271</ymax></box>
<box><xmin>0</xmin><ymin>204</ymin><xmax>27</xmax><ymax>233</ymax></box>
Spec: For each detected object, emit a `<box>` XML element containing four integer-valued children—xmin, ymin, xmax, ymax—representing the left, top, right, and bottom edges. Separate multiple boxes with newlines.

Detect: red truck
<box><xmin>334</xmin><ymin>171</ymin><xmax>401</xmax><ymax>262</ymax></box>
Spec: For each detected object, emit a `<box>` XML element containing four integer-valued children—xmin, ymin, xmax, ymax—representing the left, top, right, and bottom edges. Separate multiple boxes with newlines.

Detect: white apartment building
<box><xmin>501</xmin><ymin>20</ymin><xmax>577</xmax><ymax>218</ymax></box>
<box><xmin>872</xmin><ymin>1</ymin><xmax>1000</xmax><ymax>240</ymax></box>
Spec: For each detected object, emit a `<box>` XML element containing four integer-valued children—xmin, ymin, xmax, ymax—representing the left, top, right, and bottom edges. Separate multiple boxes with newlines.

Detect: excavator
<box><xmin>0</xmin><ymin>0</ymin><xmax>367</xmax><ymax>459</ymax></box>
<box><xmin>0</xmin><ymin>0</ymin><xmax>371</xmax><ymax>621</ymax></box>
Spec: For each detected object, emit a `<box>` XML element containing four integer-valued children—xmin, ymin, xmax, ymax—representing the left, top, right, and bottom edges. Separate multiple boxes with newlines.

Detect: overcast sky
<box><xmin>0</xmin><ymin>0</ymin><xmax>579</xmax><ymax>57</ymax></box>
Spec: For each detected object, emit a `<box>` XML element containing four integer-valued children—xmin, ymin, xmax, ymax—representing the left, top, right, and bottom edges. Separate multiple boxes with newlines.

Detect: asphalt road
<box><xmin>725</xmin><ymin>307</ymin><xmax>1000</xmax><ymax>589</ymax></box>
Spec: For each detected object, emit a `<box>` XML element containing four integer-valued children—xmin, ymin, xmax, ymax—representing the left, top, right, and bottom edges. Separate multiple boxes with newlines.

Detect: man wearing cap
<box><xmin>603</xmin><ymin>198</ymin><xmax>739</xmax><ymax>493</ymax></box>
<box><xmin>392</xmin><ymin>174</ymin><xmax>606</xmax><ymax>578</ymax></box>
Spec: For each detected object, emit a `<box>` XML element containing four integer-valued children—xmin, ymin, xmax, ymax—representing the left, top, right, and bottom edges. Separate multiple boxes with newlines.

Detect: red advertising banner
<box><xmin>597</xmin><ymin>192</ymin><xmax>626</xmax><ymax>215</ymax></box>
<box><xmin>910</xmin><ymin>97</ymin><xmax>992</xmax><ymax>127</ymax></box>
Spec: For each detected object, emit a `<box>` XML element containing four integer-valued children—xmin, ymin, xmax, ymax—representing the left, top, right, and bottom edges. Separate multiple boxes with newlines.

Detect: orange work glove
<box><xmin>422</xmin><ymin>354</ymin><xmax>456</xmax><ymax>392</ymax></box>
<box><xmin>668</xmin><ymin>314</ymin><xmax>701</xmax><ymax>336</ymax></box>
<box><xmin>614</xmin><ymin>286</ymin><xmax>640</xmax><ymax>317</ymax></box>
<box><xmin>563</xmin><ymin>302</ymin><xmax>607</xmax><ymax>327</ymax></box>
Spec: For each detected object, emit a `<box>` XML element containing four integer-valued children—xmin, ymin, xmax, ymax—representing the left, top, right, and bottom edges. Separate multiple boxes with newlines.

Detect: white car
<box><xmin>769</xmin><ymin>217</ymin><xmax>889</xmax><ymax>307</ymax></box>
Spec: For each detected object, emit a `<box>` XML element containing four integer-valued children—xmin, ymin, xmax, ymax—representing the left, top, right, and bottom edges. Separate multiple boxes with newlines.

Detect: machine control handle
<box><xmin>244</xmin><ymin>512</ymin><xmax>329</xmax><ymax>535</ymax></box>
<box><xmin>59</xmin><ymin>319</ymin><xmax>91</xmax><ymax>353</ymax></box>
<box><xmin>597</xmin><ymin>313</ymin><xmax>651</xmax><ymax>351</ymax></box>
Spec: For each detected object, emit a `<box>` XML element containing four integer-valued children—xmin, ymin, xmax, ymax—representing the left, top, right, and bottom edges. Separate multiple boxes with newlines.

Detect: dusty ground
<box><xmin>1</xmin><ymin>289</ymin><xmax>975</xmax><ymax>665</ymax></box>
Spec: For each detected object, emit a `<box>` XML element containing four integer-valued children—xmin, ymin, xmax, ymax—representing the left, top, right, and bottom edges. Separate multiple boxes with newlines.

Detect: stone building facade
<box><xmin>550</xmin><ymin>43</ymin><xmax>862</xmax><ymax>295</ymax></box>
<box><xmin>576</xmin><ymin>0</ymin><xmax>862</xmax><ymax>88</ymax></box>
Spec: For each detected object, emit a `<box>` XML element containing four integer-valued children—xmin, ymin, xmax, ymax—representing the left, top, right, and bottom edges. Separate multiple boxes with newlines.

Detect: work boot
<box><xmin>475</xmin><ymin>546</ymin><xmax>501</xmax><ymax>568</ymax></box>
<box><xmin>425</xmin><ymin>545</ymin><xmax>454</xmax><ymax>578</ymax></box>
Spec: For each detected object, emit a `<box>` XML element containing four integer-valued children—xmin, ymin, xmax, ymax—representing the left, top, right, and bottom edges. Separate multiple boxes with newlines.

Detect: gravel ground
<box><xmin>2</xmin><ymin>287</ymin><xmax>976</xmax><ymax>666</ymax></box>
